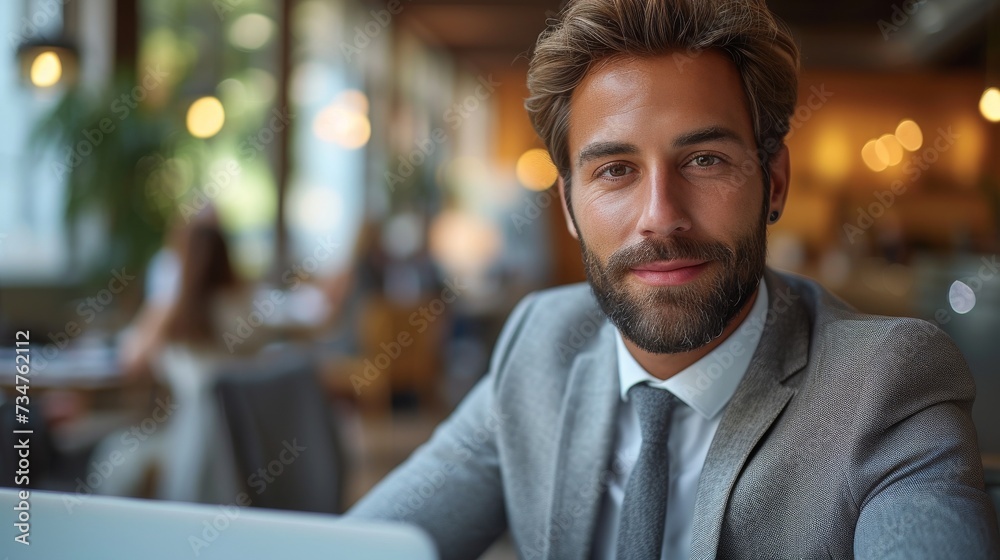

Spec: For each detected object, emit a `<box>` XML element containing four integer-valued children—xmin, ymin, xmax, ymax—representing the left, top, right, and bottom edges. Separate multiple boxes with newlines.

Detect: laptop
<box><xmin>0</xmin><ymin>488</ymin><xmax>438</xmax><ymax>559</ymax></box>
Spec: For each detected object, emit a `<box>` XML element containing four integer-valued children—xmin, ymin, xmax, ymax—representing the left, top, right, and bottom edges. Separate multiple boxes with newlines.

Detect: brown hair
<box><xmin>163</xmin><ymin>222</ymin><xmax>240</xmax><ymax>345</ymax></box>
<box><xmin>525</xmin><ymin>0</ymin><xmax>799</xmax><ymax>189</ymax></box>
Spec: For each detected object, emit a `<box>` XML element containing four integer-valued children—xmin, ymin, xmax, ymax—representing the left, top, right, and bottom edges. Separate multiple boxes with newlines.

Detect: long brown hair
<box><xmin>163</xmin><ymin>222</ymin><xmax>239</xmax><ymax>345</ymax></box>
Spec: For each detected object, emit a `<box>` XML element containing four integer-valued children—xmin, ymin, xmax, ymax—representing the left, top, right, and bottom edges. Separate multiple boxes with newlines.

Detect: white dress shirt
<box><xmin>591</xmin><ymin>278</ymin><xmax>769</xmax><ymax>560</ymax></box>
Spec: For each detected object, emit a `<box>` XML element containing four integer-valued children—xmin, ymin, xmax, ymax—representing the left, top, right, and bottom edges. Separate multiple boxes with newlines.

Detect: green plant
<box><xmin>31</xmin><ymin>70</ymin><xmax>179</xmax><ymax>284</ymax></box>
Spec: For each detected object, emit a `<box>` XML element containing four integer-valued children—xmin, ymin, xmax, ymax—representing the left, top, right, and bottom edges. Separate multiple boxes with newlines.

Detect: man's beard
<box><xmin>581</xmin><ymin>218</ymin><xmax>767</xmax><ymax>354</ymax></box>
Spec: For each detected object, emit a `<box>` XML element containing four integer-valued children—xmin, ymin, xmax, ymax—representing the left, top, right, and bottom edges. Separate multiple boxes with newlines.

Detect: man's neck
<box><xmin>621</xmin><ymin>289</ymin><xmax>759</xmax><ymax>381</ymax></box>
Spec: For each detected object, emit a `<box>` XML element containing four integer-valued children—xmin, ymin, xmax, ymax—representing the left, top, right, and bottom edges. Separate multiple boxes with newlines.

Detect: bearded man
<box><xmin>348</xmin><ymin>0</ymin><xmax>1000</xmax><ymax>558</ymax></box>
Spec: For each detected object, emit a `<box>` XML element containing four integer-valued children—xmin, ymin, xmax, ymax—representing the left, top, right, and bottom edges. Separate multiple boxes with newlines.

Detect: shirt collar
<box><xmin>615</xmin><ymin>277</ymin><xmax>769</xmax><ymax>419</ymax></box>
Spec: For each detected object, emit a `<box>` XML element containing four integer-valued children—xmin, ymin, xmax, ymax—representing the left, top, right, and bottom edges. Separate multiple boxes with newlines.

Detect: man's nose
<box><xmin>635</xmin><ymin>168</ymin><xmax>692</xmax><ymax>238</ymax></box>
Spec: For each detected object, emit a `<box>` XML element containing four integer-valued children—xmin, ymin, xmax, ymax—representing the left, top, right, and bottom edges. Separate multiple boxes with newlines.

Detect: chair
<box><xmin>213</xmin><ymin>350</ymin><xmax>346</xmax><ymax>513</ymax></box>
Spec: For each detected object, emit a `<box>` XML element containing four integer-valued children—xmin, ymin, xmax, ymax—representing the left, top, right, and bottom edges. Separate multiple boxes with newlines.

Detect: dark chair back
<box><xmin>214</xmin><ymin>350</ymin><xmax>345</xmax><ymax>513</ymax></box>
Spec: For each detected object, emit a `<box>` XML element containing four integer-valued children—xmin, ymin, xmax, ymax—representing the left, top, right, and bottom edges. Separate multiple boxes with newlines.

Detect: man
<box><xmin>348</xmin><ymin>0</ymin><xmax>1000</xmax><ymax>557</ymax></box>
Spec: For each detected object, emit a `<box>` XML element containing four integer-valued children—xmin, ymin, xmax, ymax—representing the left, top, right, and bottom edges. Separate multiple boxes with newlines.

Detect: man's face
<box><xmin>564</xmin><ymin>51</ymin><xmax>774</xmax><ymax>354</ymax></box>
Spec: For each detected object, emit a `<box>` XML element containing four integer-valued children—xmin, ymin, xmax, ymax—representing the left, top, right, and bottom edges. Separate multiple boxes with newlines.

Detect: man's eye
<box><xmin>692</xmin><ymin>155</ymin><xmax>722</xmax><ymax>167</ymax></box>
<box><xmin>601</xmin><ymin>164</ymin><xmax>631</xmax><ymax>178</ymax></box>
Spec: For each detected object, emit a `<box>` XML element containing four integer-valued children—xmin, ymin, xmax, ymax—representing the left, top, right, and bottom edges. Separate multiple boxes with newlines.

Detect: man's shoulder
<box><xmin>504</xmin><ymin>282</ymin><xmax>608</xmax><ymax>348</ymax></box>
<box><xmin>772</xmin><ymin>272</ymin><xmax>944</xmax><ymax>336</ymax></box>
<box><xmin>488</xmin><ymin>282</ymin><xmax>609</xmax><ymax>380</ymax></box>
<box><xmin>775</xmin><ymin>271</ymin><xmax>968</xmax><ymax>393</ymax></box>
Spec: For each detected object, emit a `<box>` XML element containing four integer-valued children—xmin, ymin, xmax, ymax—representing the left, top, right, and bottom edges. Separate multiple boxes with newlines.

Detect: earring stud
<box><xmin>768</xmin><ymin>211</ymin><xmax>779</xmax><ymax>223</ymax></box>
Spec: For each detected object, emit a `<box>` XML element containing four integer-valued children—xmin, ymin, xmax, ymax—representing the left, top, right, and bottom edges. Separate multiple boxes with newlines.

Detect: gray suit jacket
<box><xmin>348</xmin><ymin>270</ymin><xmax>1000</xmax><ymax>559</ymax></box>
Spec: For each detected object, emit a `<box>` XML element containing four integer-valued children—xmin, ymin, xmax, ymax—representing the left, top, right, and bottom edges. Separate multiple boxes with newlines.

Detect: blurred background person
<box><xmin>102</xmin><ymin>210</ymin><xmax>255</xmax><ymax>503</ymax></box>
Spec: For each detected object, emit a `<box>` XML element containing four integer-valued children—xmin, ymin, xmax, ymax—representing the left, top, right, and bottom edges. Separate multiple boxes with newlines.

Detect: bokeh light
<box><xmin>336</xmin><ymin>89</ymin><xmax>370</xmax><ymax>115</ymax></box>
<box><xmin>186</xmin><ymin>96</ymin><xmax>226</xmax><ymax>138</ymax></box>
<box><xmin>875</xmin><ymin>134</ymin><xmax>904</xmax><ymax>167</ymax></box>
<box><xmin>313</xmin><ymin>103</ymin><xmax>371</xmax><ymax>149</ymax></box>
<box><xmin>228</xmin><ymin>14</ymin><xmax>275</xmax><ymax>51</ymax></box>
<box><xmin>980</xmin><ymin>87</ymin><xmax>1000</xmax><ymax>123</ymax></box>
<box><xmin>861</xmin><ymin>139</ymin><xmax>888</xmax><ymax>172</ymax></box>
<box><xmin>949</xmin><ymin>280</ymin><xmax>976</xmax><ymax>314</ymax></box>
<box><xmin>429</xmin><ymin>210</ymin><xmax>502</xmax><ymax>275</ymax></box>
<box><xmin>515</xmin><ymin>149</ymin><xmax>558</xmax><ymax>190</ymax></box>
<box><xmin>30</xmin><ymin>51</ymin><xmax>62</xmax><ymax>87</ymax></box>
<box><xmin>894</xmin><ymin>119</ymin><xmax>923</xmax><ymax>151</ymax></box>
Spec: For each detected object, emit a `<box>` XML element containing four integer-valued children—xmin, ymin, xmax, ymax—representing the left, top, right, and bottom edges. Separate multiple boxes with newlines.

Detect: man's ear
<box><xmin>767</xmin><ymin>144</ymin><xmax>791</xmax><ymax>220</ymax></box>
<box><xmin>557</xmin><ymin>176</ymin><xmax>579</xmax><ymax>240</ymax></box>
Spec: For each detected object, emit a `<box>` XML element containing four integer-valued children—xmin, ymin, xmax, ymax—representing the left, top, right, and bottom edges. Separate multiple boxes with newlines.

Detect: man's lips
<box><xmin>629</xmin><ymin>260</ymin><xmax>710</xmax><ymax>286</ymax></box>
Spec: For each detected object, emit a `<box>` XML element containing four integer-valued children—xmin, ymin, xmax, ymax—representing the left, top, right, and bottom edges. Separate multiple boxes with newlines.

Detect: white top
<box><xmin>591</xmin><ymin>278</ymin><xmax>769</xmax><ymax>560</ymax></box>
<box><xmin>153</xmin><ymin>289</ymin><xmax>257</xmax><ymax>503</ymax></box>
<box><xmin>144</xmin><ymin>248</ymin><xmax>181</xmax><ymax>305</ymax></box>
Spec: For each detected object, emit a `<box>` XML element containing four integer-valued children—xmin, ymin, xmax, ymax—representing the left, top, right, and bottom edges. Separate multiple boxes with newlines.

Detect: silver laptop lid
<box><xmin>1</xmin><ymin>489</ymin><xmax>438</xmax><ymax>560</ymax></box>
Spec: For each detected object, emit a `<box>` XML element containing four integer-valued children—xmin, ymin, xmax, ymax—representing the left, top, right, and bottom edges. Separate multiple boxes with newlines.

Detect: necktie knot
<box><xmin>627</xmin><ymin>383</ymin><xmax>680</xmax><ymax>443</ymax></box>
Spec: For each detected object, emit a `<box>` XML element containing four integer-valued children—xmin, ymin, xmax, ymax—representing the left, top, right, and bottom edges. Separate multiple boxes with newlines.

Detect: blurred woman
<box><xmin>152</xmin><ymin>219</ymin><xmax>255</xmax><ymax>503</ymax></box>
<box><xmin>110</xmin><ymin>214</ymin><xmax>256</xmax><ymax>503</ymax></box>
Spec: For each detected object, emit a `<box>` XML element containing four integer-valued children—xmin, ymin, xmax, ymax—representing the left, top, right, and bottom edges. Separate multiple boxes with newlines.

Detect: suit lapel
<box><xmin>689</xmin><ymin>271</ymin><xmax>811</xmax><ymax>559</ymax></box>
<box><xmin>544</xmin><ymin>321</ymin><xmax>621</xmax><ymax>560</ymax></box>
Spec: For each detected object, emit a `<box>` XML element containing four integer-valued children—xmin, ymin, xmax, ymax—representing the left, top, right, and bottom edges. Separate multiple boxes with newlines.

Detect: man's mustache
<box><xmin>605</xmin><ymin>237</ymin><xmax>734</xmax><ymax>276</ymax></box>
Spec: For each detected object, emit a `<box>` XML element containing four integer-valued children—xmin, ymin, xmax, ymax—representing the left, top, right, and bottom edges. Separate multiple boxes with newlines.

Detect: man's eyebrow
<box><xmin>575</xmin><ymin>128</ymin><xmax>748</xmax><ymax>168</ymax></box>
<box><xmin>673</xmin><ymin>126</ymin><xmax>747</xmax><ymax>148</ymax></box>
<box><xmin>576</xmin><ymin>141</ymin><xmax>639</xmax><ymax>168</ymax></box>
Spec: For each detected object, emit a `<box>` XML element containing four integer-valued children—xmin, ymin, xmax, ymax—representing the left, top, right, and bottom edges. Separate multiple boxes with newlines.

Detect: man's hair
<box><xmin>525</xmin><ymin>0</ymin><xmax>800</xmax><ymax>187</ymax></box>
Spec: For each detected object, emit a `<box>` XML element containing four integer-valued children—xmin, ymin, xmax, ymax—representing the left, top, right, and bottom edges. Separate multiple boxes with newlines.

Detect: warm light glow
<box><xmin>516</xmin><ymin>149</ymin><xmax>558</xmax><ymax>190</ymax></box>
<box><xmin>980</xmin><ymin>87</ymin><xmax>1000</xmax><ymax>123</ymax></box>
<box><xmin>337</xmin><ymin>89</ymin><xmax>369</xmax><ymax>115</ymax></box>
<box><xmin>861</xmin><ymin>140</ymin><xmax>888</xmax><ymax>172</ymax></box>
<box><xmin>186</xmin><ymin>96</ymin><xmax>226</xmax><ymax>138</ymax></box>
<box><xmin>949</xmin><ymin>114</ymin><xmax>986</xmax><ymax>187</ymax></box>
<box><xmin>894</xmin><ymin>119</ymin><xmax>923</xmax><ymax>151</ymax></box>
<box><xmin>429</xmin><ymin>210</ymin><xmax>502</xmax><ymax>275</ymax></box>
<box><xmin>30</xmin><ymin>51</ymin><xmax>62</xmax><ymax>87</ymax></box>
<box><xmin>229</xmin><ymin>14</ymin><xmax>275</xmax><ymax>51</ymax></box>
<box><xmin>875</xmin><ymin>134</ymin><xmax>904</xmax><ymax>167</ymax></box>
<box><xmin>811</xmin><ymin>127</ymin><xmax>851</xmax><ymax>183</ymax></box>
<box><xmin>313</xmin><ymin>104</ymin><xmax>371</xmax><ymax>149</ymax></box>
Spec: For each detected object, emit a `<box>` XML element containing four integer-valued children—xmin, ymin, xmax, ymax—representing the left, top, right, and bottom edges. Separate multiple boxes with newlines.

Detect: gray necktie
<box><xmin>616</xmin><ymin>383</ymin><xmax>680</xmax><ymax>560</ymax></box>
